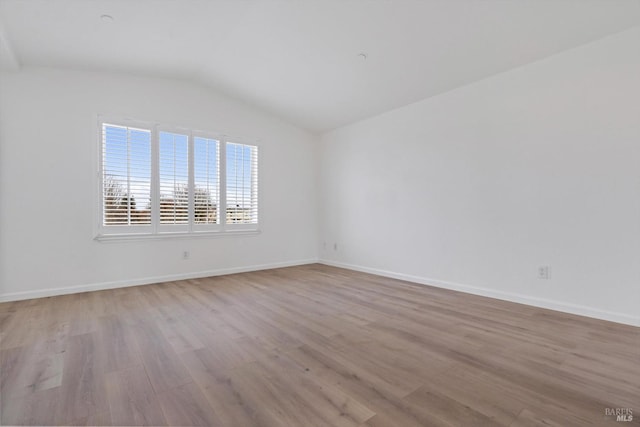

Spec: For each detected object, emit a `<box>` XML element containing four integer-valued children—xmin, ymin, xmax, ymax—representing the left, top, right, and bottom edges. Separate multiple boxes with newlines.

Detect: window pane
<box><xmin>159</xmin><ymin>132</ymin><xmax>189</xmax><ymax>224</ymax></box>
<box><xmin>102</xmin><ymin>124</ymin><xmax>151</xmax><ymax>225</ymax></box>
<box><xmin>194</xmin><ymin>137</ymin><xmax>220</xmax><ymax>224</ymax></box>
<box><xmin>226</xmin><ymin>142</ymin><xmax>258</xmax><ymax>224</ymax></box>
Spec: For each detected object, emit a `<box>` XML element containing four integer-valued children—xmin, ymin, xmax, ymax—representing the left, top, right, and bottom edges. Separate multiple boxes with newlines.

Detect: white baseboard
<box><xmin>0</xmin><ymin>259</ymin><xmax>318</xmax><ymax>303</ymax></box>
<box><xmin>4</xmin><ymin>257</ymin><xmax>637</xmax><ymax>327</ymax></box>
<box><xmin>319</xmin><ymin>259</ymin><xmax>640</xmax><ymax>327</ymax></box>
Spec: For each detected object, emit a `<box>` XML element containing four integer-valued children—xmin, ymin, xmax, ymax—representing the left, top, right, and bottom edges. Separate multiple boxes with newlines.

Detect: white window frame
<box><xmin>96</xmin><ymin>116</ymin><xmax>260</xmax><ymax>241</ymax></box>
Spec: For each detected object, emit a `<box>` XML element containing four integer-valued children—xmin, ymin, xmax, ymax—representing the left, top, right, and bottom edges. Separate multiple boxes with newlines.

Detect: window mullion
<box><xmin>151</xmin><ymin>125</ymin><xmax>160</xmax><ymax>233</ymax></box>
<box><xmin>188</xmin><ymin>132</ymin><xmax>195</xmax><ymax>232</ymax></box>
<box><xmin>252</xmin><ymin>146</ymin><xmax>258</xmax><ymax>222</ymax></box>
<box><xmin>173</xmin><ymin>137</ymin><xmax>177</xmax><ymax>221</ymax></box>
<box><xmin>220</xmin><ymin>139</ymin><xmax>227</xmax><ymax>230</ymax></box>
<box><xmin>126</xmin><ymin>129</ymin><xmax>131</xmax><ymax>225</ymax></box>
<box><xmin>99</xmin><ymin>123</ymin><xmax>105</xmax><ymax>230</ymax></box>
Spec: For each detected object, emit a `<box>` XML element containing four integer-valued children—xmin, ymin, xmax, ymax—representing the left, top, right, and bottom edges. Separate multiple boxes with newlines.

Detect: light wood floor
<box><xmin>1</xmin><ymin>264</ymin><xmax>638</xmax><ymax>426</ymax></box>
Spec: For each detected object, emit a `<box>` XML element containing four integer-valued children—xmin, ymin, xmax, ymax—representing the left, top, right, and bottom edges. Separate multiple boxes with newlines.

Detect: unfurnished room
<box><xmin>0</xmin><ymin>1</ymin><xmax>639</xmax><ymax>426</ymax></box>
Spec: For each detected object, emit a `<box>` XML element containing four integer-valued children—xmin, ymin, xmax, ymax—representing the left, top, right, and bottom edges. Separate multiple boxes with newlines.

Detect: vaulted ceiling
<box><xmin>1</xmin><ymin>0</ymin><xmax>639</xmax><ymax>132</ymax></box>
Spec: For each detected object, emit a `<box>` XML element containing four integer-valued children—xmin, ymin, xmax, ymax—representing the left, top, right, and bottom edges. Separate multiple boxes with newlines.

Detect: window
<box><xmin>102</xmin><ymin>124</ymin><xmax>151</xmax><ymax>228</ymax></box>
<box><xmin>159</xmin><ymin>131</ymin><xmax>189</xmax><ymax>226</ymax></box>
<box><xmin>98</xmin><ymin>118</ymin><xmax>258</xmax><ymax>238</ymax></box>
<box><xmin>226</xmin><ymin>142</ymin><xmax>259</xmax><ymax>224</ymax></box>
<box><xmin>194</xmin><ymin>136</ymin><xmax>220</xmax><ymax>225</ymax></box>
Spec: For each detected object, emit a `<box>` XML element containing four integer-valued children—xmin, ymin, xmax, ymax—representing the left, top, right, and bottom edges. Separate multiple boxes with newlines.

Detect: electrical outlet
<box><xmin>183</xmin><ymin>251</ymin><xmax>190</xmax><ymax>260</ymax></box>
<box><xmin>538</xmin><ymin>265</ymin><xmax>550</xmax><ymax>279</ymax></box>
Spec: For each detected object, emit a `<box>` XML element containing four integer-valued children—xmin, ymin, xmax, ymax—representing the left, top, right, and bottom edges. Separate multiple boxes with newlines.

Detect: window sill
<box><xmin>94</xmin><ymin>229</ymin><xmax>260</xmax><ymax>242</ymax></box>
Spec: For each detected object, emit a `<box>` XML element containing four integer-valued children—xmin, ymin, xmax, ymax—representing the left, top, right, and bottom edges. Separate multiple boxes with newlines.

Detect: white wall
<box><xmin>0</xmin><ymin>67</ymin><xmax>318</xmax><ymax>300</ymax></box>
<box><xmin>1</xmin><ymin>30</ymin><xmax>638</xmax><ymax>327</ymax></box>
<box><xmin>319</xmin><ymin>28</ymin><xmax>640</xmax><ymax>326</ymax></box>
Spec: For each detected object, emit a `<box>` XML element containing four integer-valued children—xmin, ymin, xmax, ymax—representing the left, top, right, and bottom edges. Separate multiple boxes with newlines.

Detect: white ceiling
<box><xmin>1</xmin><ymin>0</ymin><xmax>639</xmax><ymax>133</ymax></box>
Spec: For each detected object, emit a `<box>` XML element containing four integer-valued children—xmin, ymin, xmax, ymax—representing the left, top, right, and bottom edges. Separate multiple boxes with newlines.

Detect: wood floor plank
<box><xmin>67</xmin><ymin>410</ymin><xmax>113</xmax><ymax>427</ymax></box>
<box><xmin>1</xmin><ymin>319</ymin><xmax>68</xmax><ymax>399</ymax></box>
<box><xmin>416</xmin><ymin>363</ymin><xmax>526</xmax><ymax>425</ymax></box>
<box><xmin>129</xmin><ymin>319</ymin><xmax>193</xmax><ymax>394</ymax></box>
<box><xmin>0</xmin><ymin>264</ymin><xmax>637</xmax><ymax>426</ymax></box>
<box><xmin>361</xmin><ymin>398</ymin><xmax>451</xmax><ymax>427</ymax></box>
<box><xmin>98</xmin><ymin>314</ymin><xmax>142</xmax><ymax>373</ymax></box>
<box><xmin>55</xmin><ymin>332</ymin><xmax>109</xmax><ymax>424</ymax></box>
<box><xmin>156</xmin><ymin>316</ymin><xmax>206</xmax><ymax>354</ymax></box>
<box><xmin>0</xmin><ymin>387</ymin><xmax>60</xmax><ymax>426</ymax></box>
<box><xmin>509</xmin><ymin>408</ymin><xmax>587</xmax><ymax>427</ymax></box>
<box><xmin>157</xmin><ymin>382</ymin><xmax>223</xmax><ymax>427</ymax></box>
<box><xmin>1</xmin><ymin>302</ymin><xmax>46</xmax><ymax>349</ymax></box>
<box><xmin>179</xmin><ymin>348</ymin><xmax>263</xmax><ymax>427</ymax></box>
<box><xmin>253</xmin><ymin>350</ymin><xmax>376</xmax><ymax>426</ymax></box>
<box><xmin>402</xmin><ymin>385</ymin><xmax>505</xmax><ymax>426</ymax></box>
<box><xmin>285</xmin><ymin>342</ymin><xmax>418</xmax><ymax>403</ymax></box>
<box><xmin>105</xmin><ymin>364</ymin><xmax>168</xmax><ymax>426</ymax></box>
<box><xmin>225</xmin><ymin>360</ymin><xmax>330</xmax><ymax>427</ymax></box>
<box><xmin>68</xmin><ymin>293</ymin><xmax>100</xmax><ymax>337</ymax></box>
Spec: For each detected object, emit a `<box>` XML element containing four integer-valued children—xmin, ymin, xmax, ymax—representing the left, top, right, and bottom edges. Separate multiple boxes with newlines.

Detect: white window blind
<box><xmin>102</xmin><ymin>124</ymin><xmax>152</xmax><ymax>226</ymax></box>
<box><xmin>226</xmin><ymin>142</ymin><xmax>258</xmax><ymax>225</ymax></box>
<box><xmin>98</xmin><ymin>118</ymin><xmax>259</xmax><ymax>238</ymax></box>
<box><xmin>159</xmin><ymin>131</ymin><xmax>189</xmax><ymax>225</ymax></box>
<box><xmin>194</xmin><ymin>137</ymin><xmax>220</xmax><ymax>225</ymax></box>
